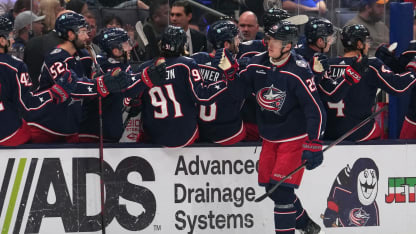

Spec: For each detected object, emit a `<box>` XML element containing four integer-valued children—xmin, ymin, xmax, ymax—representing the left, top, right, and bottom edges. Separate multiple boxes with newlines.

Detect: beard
<box><xmin>74</xmin><ymin>38</ymin><xmax>86</xmax><ymax>49</ymax></box>
<box><xmin>368</xmin><ymin>9</ymin><xmax>383</xmax><ymax>23</ymax></box>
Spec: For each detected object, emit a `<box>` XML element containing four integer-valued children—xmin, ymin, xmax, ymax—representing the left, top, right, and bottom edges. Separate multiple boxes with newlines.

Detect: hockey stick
<box><xmin>86</xmin><ymin>45</ymin><xmax>107</xmax><ymax>234</ymax></box>
<box><xmin>285</xmin><ymin>14</ymin><xmax>309</xmax><ymax>25</ymax></box>
<box><xmin>254</xmin><ymin>105</ymin><xmax>387</xmax><ymax>202</ymax></box>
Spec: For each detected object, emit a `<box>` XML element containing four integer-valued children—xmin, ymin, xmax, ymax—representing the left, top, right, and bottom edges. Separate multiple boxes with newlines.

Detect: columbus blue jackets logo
<box><xmin>321</xmin><ymin>158</ymin><xmax>380</xmax><ymax>227</ymax></box>
<box><xmin>256</xmin><ymin>85</ymin><xmax>286</xmax><ymax>114</ymax></box>
<box><xmin>349</xmin><ymin>208</ymin><xmax>370</xmax><ymax>226</ymax></box>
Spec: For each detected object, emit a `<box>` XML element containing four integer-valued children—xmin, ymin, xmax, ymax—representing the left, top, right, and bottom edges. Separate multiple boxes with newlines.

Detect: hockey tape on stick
<box><xmin>285</xmin><ymin>15</ymin><xmax>309</xmax><ymax>25</ymax></box>
<box><xmin>254</xmin><ymin>105</ymin><xmax>388</xmax><ymax>202</ymax></box>
<box><xmin>135</xmin><ymin>21</ymin><xmax>149</xmax><ymax>47</ymax></box>
<box><xmin>388</xmin><ymin>42</ymin><xmax>398</xmax><ymax>52</ymax></box>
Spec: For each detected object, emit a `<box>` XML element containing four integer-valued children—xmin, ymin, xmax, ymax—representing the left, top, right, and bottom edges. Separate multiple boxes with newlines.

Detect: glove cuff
<box><xmin>303</xmin><ymin>140</ymin><xmax>323</xmax><ymax>152</ymax></box>
<box><xmin>96</xmin><ymin>76</ymin><xmax>110</xmax><ymax>97</ymax></box>
<box><xmin>51</xmin><ymin>84</ymin><xmax>69</xmax><ymax>103</ymax></box>
<box><xmin>344</xmin><ymin>66</ymin><xmax>361</xmax><ymax>85</ymax></box>
<box><xmin>141</xmin><ymin>67</ymin><xmax>154</xmax><ymax>88</ymax></box>
<box><xmin>406</xmin><ymin>61</ymin><xmax>416</xmax><ymax>72</ymax></box>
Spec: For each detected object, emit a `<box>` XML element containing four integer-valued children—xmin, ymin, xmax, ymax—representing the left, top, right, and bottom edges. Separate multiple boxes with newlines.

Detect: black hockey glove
<box><xmin>312</xmin><ymin>53</ymin><xmax>329</xmax><ymax>73</ymax></box>
<box><xmin>141</xmin><ymin>58</ymin><xmax>167</xmax><ymax>88</ymax></box>
<box><xmin>50</xmin><ymin>84</ymin><xmax>70</xmax><ymax>103</ymax></box>
<box><xmin>126</xmin><ymin>97</ymin><xmax>142</xmax><ymax>118</ymax></box>
<box><xmin>213</xmin><ymin>48</ymin><xmax>239</xmax><ymax>79</ymax></box>
<box><xmin>95</xmin><ymin>71</ymin><xmax>128</xmax><ymax>97</ymax></box>
<box><xmin>375</xmin><ymin>44</ymin><xmax>401</xmax><ymax>73</ymax></box>
<box><xmin>344</xmin><ymin>55</ymin><xmax>368</xmax><ymax>85</ymax></box>
<box><xmin>302</xmin><ymin>139</ymin><xmax>323</xmax><ymax>170</ymax></box>
<box><xmin>399</xmin><ymin>40</ymin><xmax>416</xmax><ymax>72</ymax></box>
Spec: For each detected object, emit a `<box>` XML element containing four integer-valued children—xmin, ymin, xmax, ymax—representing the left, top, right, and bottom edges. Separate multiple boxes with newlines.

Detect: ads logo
<box><xmin>0</xmin><ymin>156</ymin><xmax>156</xmax><ymax>233</ymax></box>
<box><xmin>320</xmin><ymin>158</ymin><xmax>380</xmax><ymax>227</ymax></box>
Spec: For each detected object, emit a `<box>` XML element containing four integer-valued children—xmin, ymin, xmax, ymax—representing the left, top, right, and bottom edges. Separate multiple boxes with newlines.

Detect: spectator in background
<box><xmin>23</xmin><ymin>8</ymin><xmax>68</xmax><ymax>89</ymax></box>
<box><xmin>12</xmin><ymin>10</ymin><xmax>45</xmax><ymax>59</ymax></box>
<box><xmin>282</xmin><ymin>0</ymin><xmax>327</xmax><ymax>16</ymax></box>
<box><xmin>104</xmin><ymin>14</ymin><xmax>123</xmax><ymax>28</ymax></box>
<box><xmin>142</xmin><ymin>0</ymin><xmax>169</xmax><ymax>60</ymax></box>
<box><xmin>39</xmin><ymin>0</ymin><xmax>64</xmax><ymax>33</ymax></box>
<box><xmin>66</xmin><ymin>0</ymin><xmax>88</xmax><ymax>15</ymax></box>
<box><xmin>84</xmin><ymin>11</ymin><xmax>100</xmax><ymax>54</ymax></box>
<box><xmin>170</xmin><ymin>0</ymin><xmax>207</xmax><ymax>55</ymax></box>
<box><xmin>5</xmin><ymin>0</ymin><xmax>40</xmax><ymax>24</ymax></box>
<box><xmin>345</xmin><ymin>0</ymin><xmax>389</xmax><ymax>56</ymax></box>
<box><xmin>238</xmin><ymin>11</ymin><xmax>261</xmax><ymax>41</ymax></box>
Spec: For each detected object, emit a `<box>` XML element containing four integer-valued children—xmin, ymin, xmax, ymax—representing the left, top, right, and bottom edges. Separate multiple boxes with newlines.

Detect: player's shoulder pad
<box><xmin>107</xmin><ymin>57</ymin><xmax>121</xmax><ymax>64</ymax></box>
<box><xmin>241</xmin><ymin>40</ymin><xmax>254</xmax><ymax>46</ymax></box>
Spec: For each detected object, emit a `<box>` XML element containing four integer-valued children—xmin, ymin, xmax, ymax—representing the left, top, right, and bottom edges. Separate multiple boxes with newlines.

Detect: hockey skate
<box><xmin>299</xmin><ymin>219</ymin><xmax>325</xmax><ymax>234</ymax></box>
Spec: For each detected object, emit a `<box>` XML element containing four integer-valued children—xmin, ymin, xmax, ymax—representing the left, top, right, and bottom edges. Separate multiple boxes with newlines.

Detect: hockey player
<box><xmin>24</xmin><ymin>12</ymin><xmax>130</xmax><ymax>143</ymax></box>
<box><xmin>0</xmin><ymin>16</ymin><xmax>56</xmax><ymax>146</ymax></box>
<box><xmin>319</xmin><ymin>24</ymin><xmax>416</xmax><ymax>142</ymax></box>
<box><xmin>237</xmin><ymin>8</ymin><xmax>290</xmax><ymax>59</ymax></box>
<box><xmin>190</xmin><ymin>20</ymin><xmax>246</xmax><ymax>145</ymax></box>
<box><xmin>78</xmin><ymin>27</ymin><xmax>134</xmax><ymax>142</ymax></box>
<box><xmin>295</xmin><ymin>17</ymin><xmax>336</xmax><ymax>65</ymax></box>
<box><xmin>238</xmin><ymin>21</ymin><xmax>326</xmax><ymax>233</ymax></box>
<box><xmin>375</xmin><ymin>41</ymin><xmax>416</xmax><ymax>139</ymax></box>
<box><xmin>137</xmin><ymin>25</ymin><xmax>228</xmax><ymax>147</ymax></box>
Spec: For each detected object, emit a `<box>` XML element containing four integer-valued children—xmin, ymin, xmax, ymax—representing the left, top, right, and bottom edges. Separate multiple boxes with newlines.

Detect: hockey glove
<box><xmin>141</xmin><ymin>58</ymin><xmax>167</xmax><ymax>88</ymax></box>
<box><xmin>405</xmin><ymin>59</ymin><xmax>416</xmax><ymax>73</ymax></box>
<box><xmin>375</xmin><ymin>44</ymin><xmax>401</xmax><ymax>73</ymax></box>
<box><xmin>302</xmin><ymin>139</ymin><xmax>323</xmax><ymax>170</ymax></box>
<box><xmin>399</xmin><ymin>40</ymin><xmax>416</xmax><ymax>72</ymax></box>
<box><xmin>312</xmin><ymin>53</ymin><xmax>329</xmax><ymax>73</ymax></box>
<box><xmin>50</xmin><ymin>84</ymin><xmax>69</xmax><ymax>103</ymax></box>
<box><xmin>95</xmin><ymin>71</ymin><xmax>128</xmax><ymax>97</ymax></box>
<box><xmin>213</xmin><ymin>48</ymin><xmax>239</xmax><ymax>79</ymax></box>
<box><xmin>343</xmin><ymin>55</ymin><xmax>368</xmax><ymax>85</ymax></box>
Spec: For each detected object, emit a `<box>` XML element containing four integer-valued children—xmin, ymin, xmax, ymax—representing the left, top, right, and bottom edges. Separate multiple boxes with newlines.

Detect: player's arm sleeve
<box><xmin>16</xmin><ymin>63</ymin><xmax>53</xmax><ymax>111</ymax></box>
<box><xmin>368</xmin><ymin>59</ymin><xmax>416</xmax><ymax>94</ymax></box>
<box><xmin>185</xmin><ymin>61</ymin><xmax>228</xmax><ymax>103</ymax></box>
<box><xmin>294</xmin><ymin>71</ymin><xmax>326</xmax><ymax>140</ymax></box>
<box><xmin>318</xmin><ymin>74</ymin><xmax>352</xmax><ymax>102</ymax></box>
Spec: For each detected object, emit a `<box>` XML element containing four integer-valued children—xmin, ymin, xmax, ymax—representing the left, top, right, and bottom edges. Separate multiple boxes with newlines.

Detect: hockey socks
<box><xmin>293</xmin><ymin>195</ymin><xmax>309</xmax><ymax>229</ymax></box>
<box><xmin>274</xmin><ymin>203</ymin><xmax>296</xmax><ymax>233</ymax></box>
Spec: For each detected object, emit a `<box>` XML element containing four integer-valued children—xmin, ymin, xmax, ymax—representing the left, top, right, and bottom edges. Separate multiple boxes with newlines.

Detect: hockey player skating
<box><xmin>319</xmin><ymin>24</ymin><xmax>416</xmax><ymax>142</ymax></box>
<box><xmin>191</xmin><ymin>20</ymin><xmax>247</xmax><ymax>145</ymax></box>
<box><xmin>238</xmin><ymin>21</ymin><xmax>326</xmax><ymax>234</ymax></box>
<box><xmin>0</xmin><ymin>16</ymin><xmax>56</xmax><ymax>146</ymax></box>
<box><xmin>24</xmin><ymin>12</ymin><xmax>130</xmax><ymax>143</ymax></box>
<box><xmin>137</xmin><ymin>25</ymin><xmax>228</xmax><ymax>147</ymax></box>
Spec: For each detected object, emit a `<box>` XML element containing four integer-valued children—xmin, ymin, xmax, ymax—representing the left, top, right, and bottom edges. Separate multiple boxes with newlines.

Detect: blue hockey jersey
<box><xmin>0</xmin><ymin>54</ymin><xmax>53</xmax><ymax>142</ymax></box>
<box><xmin>25</xmin><ymin>47</ymin><xmax>101</xmax><ymax>135</ymax></box>
<box><xmin>139</xmin><ymin>56</ymin><xmax>228</xmax><ymax>147</ymax></box>
<box><xmin>239</xmin><ymin>51</ymin><xmax>326</xmax><ymax>141</ymax></box>
<box><xmin>237</xmin><ymin>39</ymin><xmax>267</xmax><ymax>59</ymax></box>
<box><xmin>191</xmin><ymin>52</ymin><xmax>246</xmax><ymax>143</ymax></box>
<box><xmin>319</xmin><ymin>57</ymin><xmax>416</xmax><ymax>141</ymax></box>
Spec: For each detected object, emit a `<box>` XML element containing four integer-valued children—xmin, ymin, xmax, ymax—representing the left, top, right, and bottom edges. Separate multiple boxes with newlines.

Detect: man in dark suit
<box><xmin>170</xmin><ymin>0</ymin><xmax>207</xmax><ymax>55</ymax></box>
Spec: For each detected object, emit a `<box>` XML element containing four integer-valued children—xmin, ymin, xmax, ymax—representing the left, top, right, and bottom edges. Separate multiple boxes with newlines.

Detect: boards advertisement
<box><xmin>0</xmin><ymin>144</ymin><xmax>414</xmax><ymax>233</ymax></box>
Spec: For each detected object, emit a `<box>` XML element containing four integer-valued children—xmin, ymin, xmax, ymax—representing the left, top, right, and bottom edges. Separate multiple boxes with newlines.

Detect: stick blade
<box><xmin>135</xmin><ymin>21</ymin><xmax>149</xmax><ymax>47</ymax></box>
<box><xmin>285</xmin><ymin>15</ymin><xmax>309</xmax><ymax>25</ymax></box>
